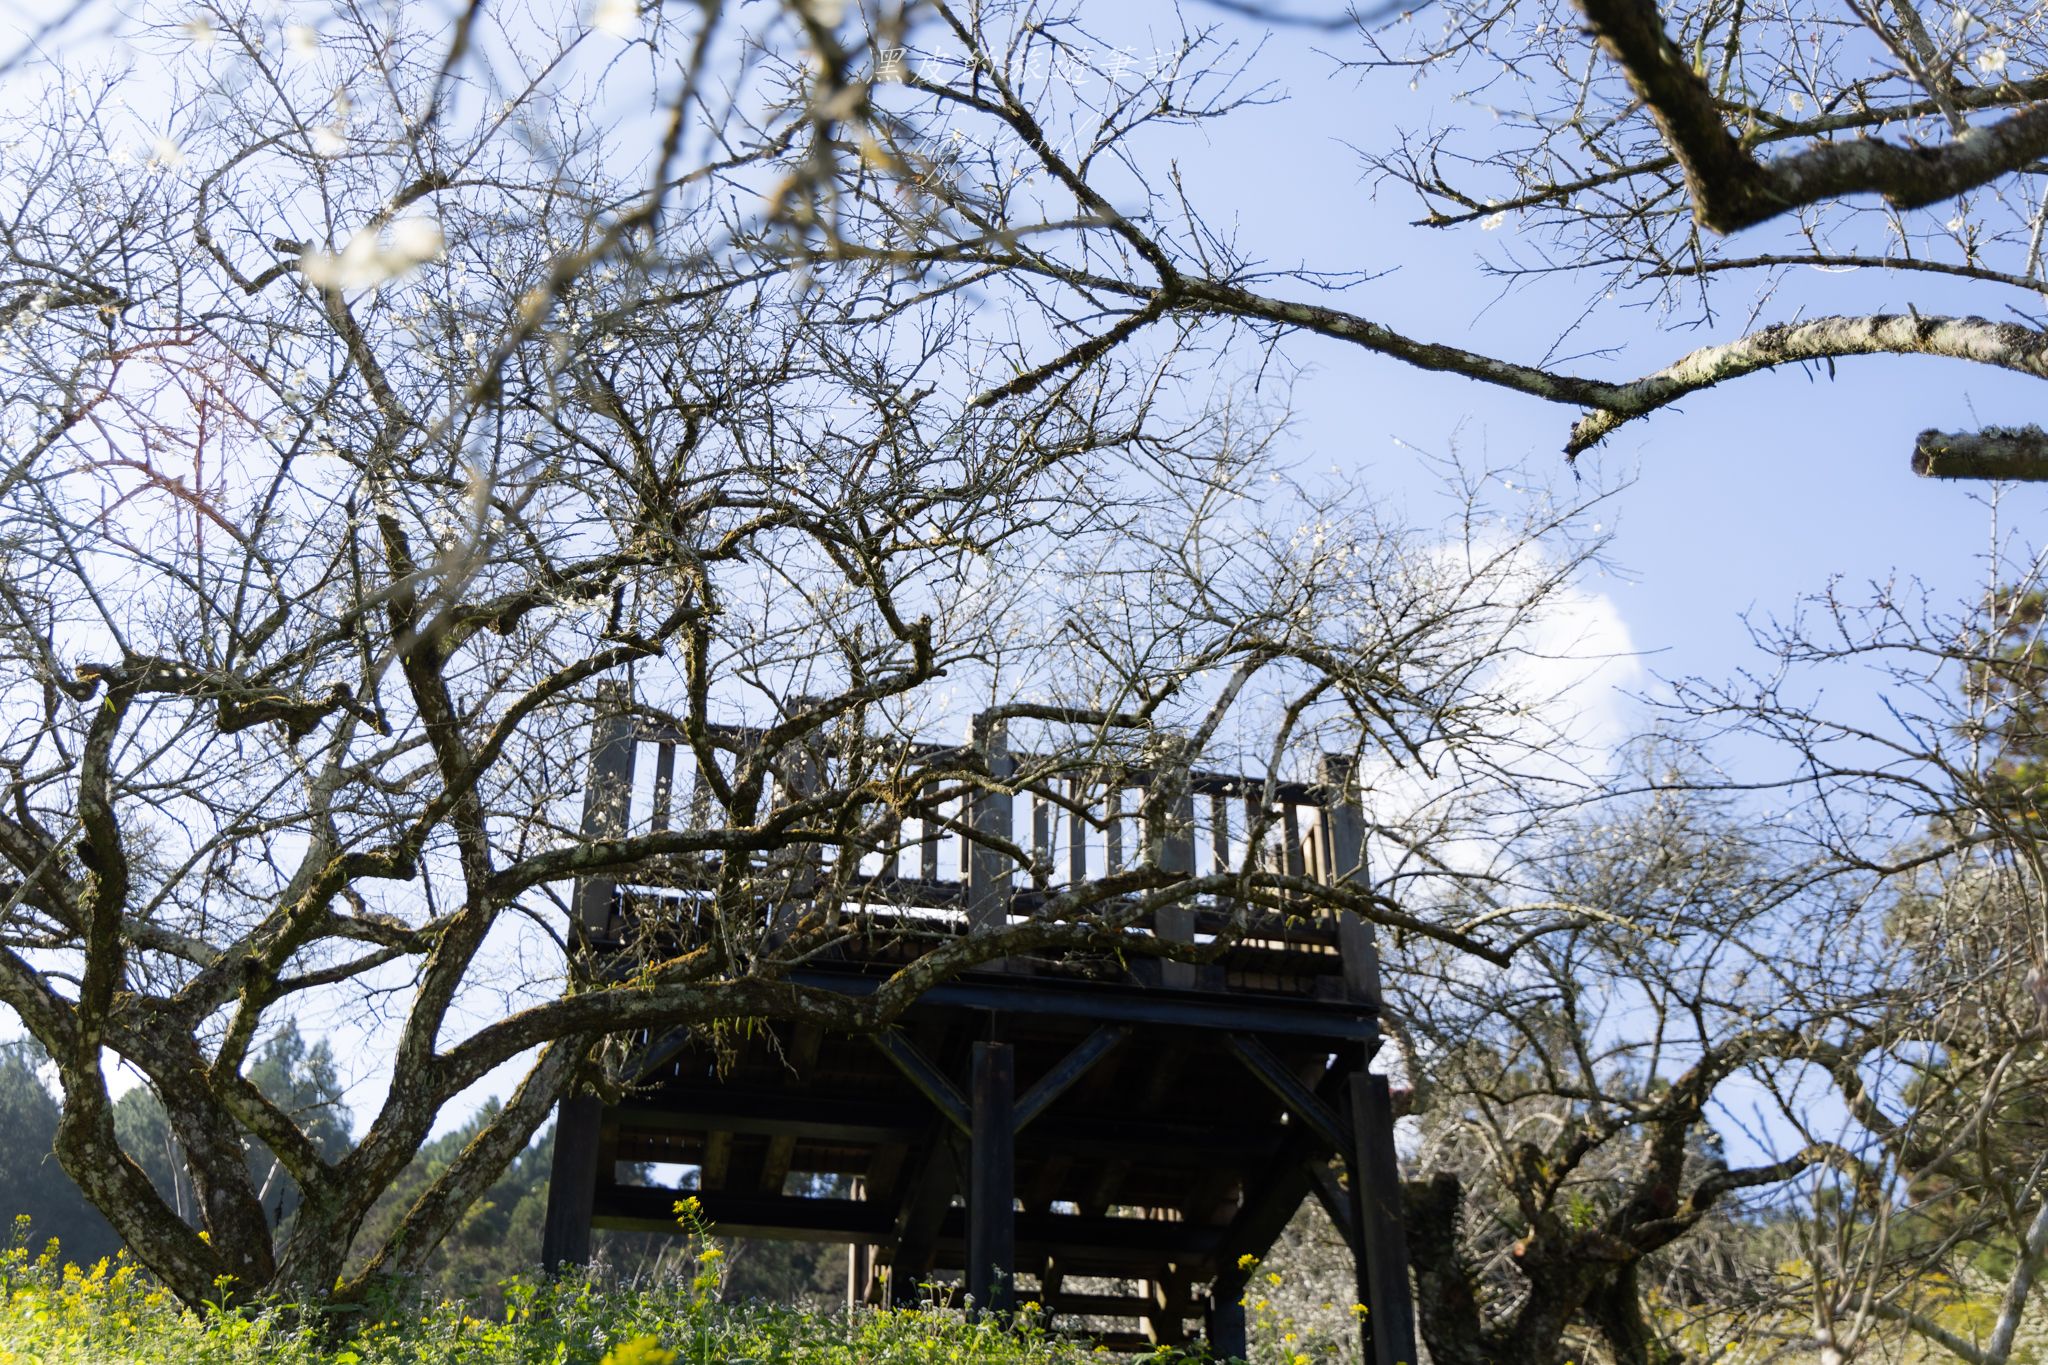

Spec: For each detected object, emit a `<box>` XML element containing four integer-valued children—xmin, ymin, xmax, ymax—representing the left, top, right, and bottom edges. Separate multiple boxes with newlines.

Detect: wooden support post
<box><xmin>1105</xmin><ymin>785</ymin><xmax>1123</xmax><ymax>871</ymax></box>
<box><xmin>1144</xmin><ymin>1264</ymin><xmax>1191</xmax><ymax>1347</ymax></box>
<box><xmin>1348</xmin><ymin>1072</ymin><xmax>1417</xmax><ymax>1365</ymax></box>
<box><xmin>968</xmin><ymin>1040</ymin><xmax>1017</xmax><ymax>1317</ymax></box>
<box><xmin>1209</xmin><ymin>1120</ymin><xmax>1324</xmax><ymax>1349</ymax></box>
<box><xmin>1031</xmin><ymin>792</ymin><xmax>1051</xmax><ymax>888</ymax></box>
<box><xmin>892</xmin><ymin>1123</ymin><xmax>964</xmax><ymax>1289</ymax></box>
<box><xmin>967</xmin><ymin>713</ymin><xmax>1014</xmax><ymax>937</ymax></box>
<box><xmin>702</xmin><ymin>1130</ymin><xmax>732</xmax><ymax>1190</ymax></box>
<box><xmin>759</xmin><ymin>1024</ymin><xmax>823</xmax><ymax>1194</ymax></box>
<box><xmin>544</xmin><ymin>689</ymin><xmax>635</xmax><ymax>1270</ymax></box>
<box><xmin>1066</xmin><ymin>777</ymin><xmax>1086</xmax><ymax>887</ymax></box>
<box><xmin>650</xmin><ymin>740</ymin><xmax>677</xmax><ymax>831</ymax></box>
<box><xmin>847</xmin><ymin>1239</ymin><xmax>873</xmax><ymax>1312</ymax></box>
<box><xmin>1206</xmin><ymin>1288</ymin><xmax>1249</xmax><ymax>1362</ymax></box>
<box><xmin>540</xmin><ymin>1094</ymin><xmax>602</xmax><ymax>1270</ymax></box>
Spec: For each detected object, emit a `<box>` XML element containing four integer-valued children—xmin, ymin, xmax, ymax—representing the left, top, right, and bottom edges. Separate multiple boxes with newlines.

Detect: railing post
<box><xmin>966</xmin><ymin>713</ymin><xmax>1013</xmax><ymax>936</ymax></box>
<box><xmin>1318</xmin><ymin>755</ymin><xmax>1383</xmax><ymax>1012</ymax></box>
<box><xmin>768</xmin><ymin>696</ymin><xmax>830</xmax><ymax>938</ymax></box>
<box><xmin>575</xmin><ymin>680</ymin><xmax>637</xmax><ymax>945</ymax></box>
<box><xmin>1148</xmin><ymin>735</ymin><xmax>1198</xmax><ymax>989</ymax></box>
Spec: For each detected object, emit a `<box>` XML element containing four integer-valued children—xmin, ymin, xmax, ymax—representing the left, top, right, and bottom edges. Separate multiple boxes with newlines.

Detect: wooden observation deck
<box><xmin>541</xmin><ymin>703</ymin><xmax>1416</xmax><ymax>1363</ymax></box>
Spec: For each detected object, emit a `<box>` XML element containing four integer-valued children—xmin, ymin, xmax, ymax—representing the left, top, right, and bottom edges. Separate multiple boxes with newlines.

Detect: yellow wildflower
<box><xmin>600</xmin><ymin>1336</ymin><xmax>678</xmax><ymax>1365</ymax></box>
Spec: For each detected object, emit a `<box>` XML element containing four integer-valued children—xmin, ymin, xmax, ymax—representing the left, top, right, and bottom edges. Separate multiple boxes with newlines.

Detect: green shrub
<box><xmin>0</xmin><ymin>1213</ymin><xmax>1231</xmax><ymax>1365</ymax></box>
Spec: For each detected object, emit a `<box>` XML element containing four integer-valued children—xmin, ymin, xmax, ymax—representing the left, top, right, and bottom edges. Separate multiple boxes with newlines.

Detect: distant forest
<box><xmin>0</xmin><ymin>1029</ymin><xmax>841</xmax><ymax>1306</ymax></box>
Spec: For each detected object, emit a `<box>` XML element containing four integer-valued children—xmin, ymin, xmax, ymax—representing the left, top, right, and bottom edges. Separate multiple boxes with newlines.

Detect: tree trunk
<box><xmin>51</xmin><ymin>1072</ymin><xmax>236</xmax><ymax>1309</ymax></box>
<box><xmin>1585</xmin><ymin>1267</ymin><xmax>1685</xmax><ymax>1365</ymax></box>
<box><xmin>1404</xmin><ymin>1174</ymin><xmax>1493</xmax><ymax>1365</ymax></box>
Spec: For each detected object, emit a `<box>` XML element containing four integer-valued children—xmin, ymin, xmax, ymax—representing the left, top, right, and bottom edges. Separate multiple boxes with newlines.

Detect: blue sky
<box><xmin>1136</xmin><ymin>6</ymin><xmax>2043</xmax><ymax>711</ymax></box>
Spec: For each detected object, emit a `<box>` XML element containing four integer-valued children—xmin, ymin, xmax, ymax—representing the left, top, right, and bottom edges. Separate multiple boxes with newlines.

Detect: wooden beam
<box><xmin>1223</xmin><ymin>1034</ymin><xmax>1347</xmax><ymax>1152</ymax></box>
<box><xmin>1306</xmin><ymin>1157</ymin><xmax>1355</xmax><ymax>1242</ymax></box>
<box><xmin>870</xmin><ymin>1029</ymin><xmax>971</xmax><ymax>1134</ymax></box>
<box><xmin>792</xmin><ymin>968</ymin><xmax>1380</xmax><ymax>1039</ymax></box>
<box><xmin>593</xmin><ymin>1184</ymin><xmax>892</xmax><ymax>1241</ymax></box>
<box><xmin>1013</xmin><ymin>1025</ymin><xmax>1130</xmax><ymax>1131</ymax></box>
<box><xmin>941</xmin><ymin>1207</ymin><xmax>1228</xmax><ymax>1260</ymax></box>
<box><xmin>613</xmin><ymin>1092</ymin><xmax>922</xmax><ymax>1145</ymax></box>
<box><xmin>1044</xmin><ymin>1291</ymin><xmax>1155</xmax><ymax>1318</ymax></box>
<box><xmin>628</xmin><ymin>1025</ymin><xmax>695</xmax><ymax>1081</ymax></box>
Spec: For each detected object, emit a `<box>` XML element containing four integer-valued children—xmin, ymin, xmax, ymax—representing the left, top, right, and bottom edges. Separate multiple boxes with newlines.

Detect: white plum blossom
<box><xmin>591</xmin><ymin>0</ymin><xmax>639</xmax><ymax>39</ymax></box>
<box><xmin>301</xmin><ymin>218</ymin><xmax>444</xmax><ymax>290</ymax></box>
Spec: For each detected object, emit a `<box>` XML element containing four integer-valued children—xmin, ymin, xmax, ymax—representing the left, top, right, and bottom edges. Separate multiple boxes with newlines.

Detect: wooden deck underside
<box><xmin>603</xmin><ymin>975</ymin><xmax>1369</xmax><ymax>1339</ymax></box>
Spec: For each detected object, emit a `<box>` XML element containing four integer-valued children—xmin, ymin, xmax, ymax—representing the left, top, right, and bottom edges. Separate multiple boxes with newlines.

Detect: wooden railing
<box><xmin>570</xmin><ymin>699</ymin><xmax>1377</xmax><ymax>999</ymax></box>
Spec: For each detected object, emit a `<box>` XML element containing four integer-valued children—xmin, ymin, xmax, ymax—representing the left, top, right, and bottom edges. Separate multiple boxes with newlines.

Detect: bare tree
<box><xmin>779</xmin><ymin>0</ymin><xmax>2048</xmax><ymax>474</ymax></box>
<box><xmin>1338</xmin><ymin>0</ymin><xmax>2048</xmax><ymax>472</ymax></box>
<box><xmin>1366</xmin><ymin>770</ymin><xmax>1875</xmax><ymax>1365</ymax></box>
<box><xmin>1638</xmin><ymin>541</ymin><xmax>2048</xmax><ymax>1365</ymax></box>
<box><xmin>0</xmin><ymin>0</ymin><xmax>1618</xmax><ymax>1311</ymax></box>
